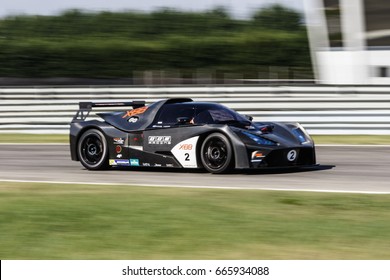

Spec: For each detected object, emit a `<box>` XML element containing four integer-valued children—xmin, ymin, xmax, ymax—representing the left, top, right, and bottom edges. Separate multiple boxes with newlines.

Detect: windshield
<box><xmin>153</xmin><ymin>102</ymin><xmax>251</xmax><ymax>127</ymax></box>
<box><xmin>193</xmin><ymin>104</ymin><xmax>250</xmax><ymax>126</ymax></box>
<box><xmin>154</xmin><ymin>102</ymin><xmax>251</xmax><ymax>126</ymax></box>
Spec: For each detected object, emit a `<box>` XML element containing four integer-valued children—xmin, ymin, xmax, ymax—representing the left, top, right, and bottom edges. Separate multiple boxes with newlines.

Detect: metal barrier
<box><xmin>1</xmin><ymin>85</ymin><xmax>390</xmax><ymax>134</ymax></box>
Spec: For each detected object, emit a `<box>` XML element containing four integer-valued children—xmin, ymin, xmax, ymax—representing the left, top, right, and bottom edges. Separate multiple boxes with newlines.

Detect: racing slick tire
<box><xmin>77</xmin><ymin>129</ymin><xmax>109</xmax><ymax>170</ymax></box>
<box><xmin>200</xmin><ymin>133</ymin><xmax>234</xmax><ymax>174</ymax></box>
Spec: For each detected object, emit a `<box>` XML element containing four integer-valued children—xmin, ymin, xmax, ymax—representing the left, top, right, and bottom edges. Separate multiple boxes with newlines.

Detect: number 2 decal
<box><xmin>171</xmin><ymin>136</ymin><xmax>199</xmax><ymax>168</ymax></box>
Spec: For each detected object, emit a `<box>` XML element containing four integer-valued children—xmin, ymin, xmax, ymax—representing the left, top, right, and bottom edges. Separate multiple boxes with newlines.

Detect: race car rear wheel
<box><xmin>200</xmin><ymin>133</ymin><xmax>233</xmax><ymax>174</ymax></box>
<box><xmin>77</xmin><ymin>129</ymin><xmax>109</xmax><ymax>170</ymax></box>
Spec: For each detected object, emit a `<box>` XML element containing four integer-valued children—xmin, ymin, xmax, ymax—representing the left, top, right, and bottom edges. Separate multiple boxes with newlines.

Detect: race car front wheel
<box><xmin>200</xmin><ymin>133</ymin><xmax>233</xmax><ymax>174</ymax></box>
<box><xmin>77</xmin><ymin>129</ymin><xmax>109</xmax><ymax>170</ymax></box>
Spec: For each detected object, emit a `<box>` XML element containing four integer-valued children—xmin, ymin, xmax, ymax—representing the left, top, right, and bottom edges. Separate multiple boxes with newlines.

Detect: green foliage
<box><xmin>252</xmin><ymin>4</ymin><xmax>302</xmax><ymax>31</ymax></box>
<box><xmin>0</xmin><ymin>7</ymin><xmax>311</xmax><ymax>78</ymax></box>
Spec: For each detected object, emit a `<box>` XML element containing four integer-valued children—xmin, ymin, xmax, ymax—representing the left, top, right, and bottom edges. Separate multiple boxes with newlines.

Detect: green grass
<box><xmin>1</xmin><ymin>182</ymin><xmax>390</xmax><ymax>259</ymax></box>
<box><xmin>312</xmin><ymin>135</ymin><xmax>390</xmax><ymax>145</ymax></box>
<box><xmin>1</xmin><ymin>134</ymin><xmax>390</xmax><ymax>144</ymax></box>
<box><xmin>0</xmin><ymin>134</ymin><xmax>69</xmax><ymax>143</ymax></box>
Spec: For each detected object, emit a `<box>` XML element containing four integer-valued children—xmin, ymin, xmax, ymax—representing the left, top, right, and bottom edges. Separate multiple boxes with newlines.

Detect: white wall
<box><xmin>304</xmin><ymin>0</ymin><xmax>390</xmax><ymax>85</ymax></box>
<box><xmin>317</xmin><ymin>50</ymin><xmax>390</xmax><ymax>85</ymax></box>
<box><xmin>367</xmin><ymin>50</ymin><xmax>390</xmax><ymax>84</ymax></box>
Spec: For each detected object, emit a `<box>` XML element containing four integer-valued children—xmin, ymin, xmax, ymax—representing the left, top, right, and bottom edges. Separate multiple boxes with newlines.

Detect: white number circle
<box><xmin>287</xmin><ymin>150</ymin><xmax>297</xmax><ymax>161</ymax></box>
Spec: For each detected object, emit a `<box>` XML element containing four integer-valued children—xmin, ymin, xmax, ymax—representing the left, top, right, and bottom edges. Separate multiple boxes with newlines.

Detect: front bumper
<box><xmin>249</xmin><ymin>146</ymin><xmax>316</xmax><ymax>168</ymax></box>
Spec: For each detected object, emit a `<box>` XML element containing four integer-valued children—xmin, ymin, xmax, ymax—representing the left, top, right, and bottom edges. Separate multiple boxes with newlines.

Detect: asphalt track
<box><xmin>0</xmin><ymin>144</ymin><xmax>389</xmax><ymax>193</ymax></box>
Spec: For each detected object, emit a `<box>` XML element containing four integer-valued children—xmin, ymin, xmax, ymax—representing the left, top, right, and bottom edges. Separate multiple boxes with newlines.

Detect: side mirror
<box><xmin>244</xmin><ymin>115</ymin><xmax>253</xmax><ymax>121</ymax></box>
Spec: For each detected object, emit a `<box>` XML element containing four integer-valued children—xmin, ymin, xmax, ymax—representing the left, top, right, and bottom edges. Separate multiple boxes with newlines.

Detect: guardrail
<box><xmin>1</xmin><ymin>85</ymin><xmax>390</xmax><ymax>135</ymax></box>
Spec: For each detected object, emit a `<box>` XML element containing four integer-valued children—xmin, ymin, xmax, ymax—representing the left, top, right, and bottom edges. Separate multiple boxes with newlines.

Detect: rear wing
<box><xmin>72</xmin><ymin>101</ymin><xmax>145</xmax><ymax>122</ymax></box>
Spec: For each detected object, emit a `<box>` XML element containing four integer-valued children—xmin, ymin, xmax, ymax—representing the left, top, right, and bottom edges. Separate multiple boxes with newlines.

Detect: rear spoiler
<box><xmin>72</xmin><ymin>100</ymin><xmax>145</xmax><ymax>122</ymax></box>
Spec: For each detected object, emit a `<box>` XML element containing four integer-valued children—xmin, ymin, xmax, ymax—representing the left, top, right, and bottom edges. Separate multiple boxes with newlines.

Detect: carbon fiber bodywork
<box><xmin>70</xmin><ymin>98</ymin><xmax>316</xmax><ymax>173</ymax></box>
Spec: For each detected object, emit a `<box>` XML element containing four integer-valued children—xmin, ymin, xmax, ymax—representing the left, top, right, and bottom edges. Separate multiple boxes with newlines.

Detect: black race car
<box><xmin>70</xmin><ymin>98</ymin><xmax>316</xmax><ymax>173</ymax></box>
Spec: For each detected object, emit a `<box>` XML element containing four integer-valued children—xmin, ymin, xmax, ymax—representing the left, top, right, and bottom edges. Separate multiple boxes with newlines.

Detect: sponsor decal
<box><xmin>142</xmin><ymin>163</ymin><xmax>151</xmax><ymax>167</ymax></box>
<box><xmin>179</xmin><ymin>144</ymin><xmax>193</xmax><ymax>150</ymax></box>
<box><xmin>113</xmin><ymin>138</ymin><xmax>124</xmax><ymax>145</ymax></box>
<box><xmin>171</xmin><ymin>136</ymin><xmax>199</xmax><ymax>168</ymax></box>
<box><xmin>166</xmin><ymin>163</ymin><xmax>174</xmax><ymax>167</ymax></box>
<box><xmin>287</xmin><ymin>150</ymin><xmax>297</xmax><ymax>162</ymax></box>
<box><xmin>116</xmin><ymin>145</ymin><xmax>122</xmax><ymax>153</ymax></box>
<box><xmin>148</xmin><ymin>136</ymin><xmax>171</xmax><ymax>145</ymax></box>
<box><xmin>128</xmin><ymin>116</ymin><xmax>139</xmax><ymax>123</ymax></box>
<box><xmin>109</xmin><ymin>159</ymin><xmax>130</xmax><ymax>166</ymax></box>
<box><xmin>130</xmin><ymin>158</ymin><xmax>140</xmax><ymax>166</ymax></box>
<box><xmin>122</xmin><ymin>106</ymin><xmax>148</xmax><ymax>118</ymax></box>
<box><xmin>154</xmin><ymin>163</ymin><xmax>162</xmax><ymax>167</ymax></box>
<box><xmin>116</xmin><ymin>154</ymin><xmax>123</xmax><ymax>159</ymax></box>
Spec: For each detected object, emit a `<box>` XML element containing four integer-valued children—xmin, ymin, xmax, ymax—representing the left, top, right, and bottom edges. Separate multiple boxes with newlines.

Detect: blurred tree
<box><xmin>0</xmin><ymin>6</ymin><xmax>311</xmax><ymax>79</ymax></box>
<box><xmin>252</xmin><ymin>4</ymin><xmax>302</xmax><ymax>31</ymax></box>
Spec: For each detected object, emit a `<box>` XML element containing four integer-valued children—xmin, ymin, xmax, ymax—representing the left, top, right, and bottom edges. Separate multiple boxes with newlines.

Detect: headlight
<box><xmin>241</xmin><ymin>131</ymin><xmax>278</xmax><ymax>146</ymax></box>
<box><xmin>293</xmin><ymin>125</ymin><xmax>311</xmax><ymax>144</ymax></box>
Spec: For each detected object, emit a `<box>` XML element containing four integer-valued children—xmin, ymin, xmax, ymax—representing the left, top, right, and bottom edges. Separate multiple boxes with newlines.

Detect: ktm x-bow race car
<box><xmin>70</xmin><ymin>98</ymin><xmax>316</xmax><ymax>173</ymax></box>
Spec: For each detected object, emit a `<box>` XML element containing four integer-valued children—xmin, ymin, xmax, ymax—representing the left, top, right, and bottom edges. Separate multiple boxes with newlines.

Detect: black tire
<box><xmin>200</xmin><ymin>133</ymin><xmax>234</xmax><ymax>174</ymax></box>
<box><xmin>77</xmin><ymin>129</ymin><xmax>109</xmax><ymax>170</ymax></box>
